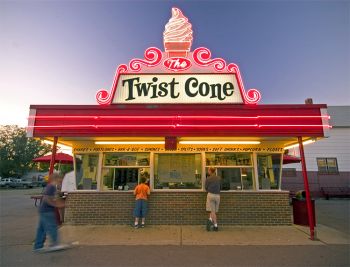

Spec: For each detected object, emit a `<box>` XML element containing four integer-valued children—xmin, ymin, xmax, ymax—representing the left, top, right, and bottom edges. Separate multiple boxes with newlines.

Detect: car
<box><xmin>21</xmin><ymin>179</ymin><xmax>35</xmax><ymax>188</ymax></box>
<box><xmin>9</xmin><ymin>178</ymin><xmax>22</xmax><ymax>188</ymax></box>
<box><xmin>1</xmin><ymin>178</ymin><xmax>14</xmax><ymax>188</ymax></box>
<box><xmin>8</xmin><ymin>178</ymin><xmax>35</xmax><ymax>189</ymax></box>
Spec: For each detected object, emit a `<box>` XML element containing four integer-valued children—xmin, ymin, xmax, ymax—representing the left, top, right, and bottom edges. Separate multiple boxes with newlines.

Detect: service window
<box><xmin>205</xmin><ymin>153</ymin><xmax>254</xmax><ymax>190</ymax></box>
<box><xmin>101</xmin><ymin>153</ymin><xmax>150</xmax><ymax>191</ymax></box>
<box><xmin>75</xmin><ymin>154</ymin><xmax>99</xmax><ymax>190</ymax></box>
<box><xmin>154</xmin><ymin>153</ymin><xmax>202</xmax><ymax>189</ymax></box>
<box><xmin>257</xmin><ymin>154</ymin><xmax>282</xmax><ymax>190</ymax></box>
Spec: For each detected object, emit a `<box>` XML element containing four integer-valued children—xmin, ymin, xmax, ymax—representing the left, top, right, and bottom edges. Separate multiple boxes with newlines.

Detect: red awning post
<box><xmin>298</xmin><ymin>136</ymin><xmax>316</xmax><ymax>240</ymax></box>
<box><xmin>48</xmin><ymin>137</ymin><xmax>58</xmax><ymax>176</ymax></box>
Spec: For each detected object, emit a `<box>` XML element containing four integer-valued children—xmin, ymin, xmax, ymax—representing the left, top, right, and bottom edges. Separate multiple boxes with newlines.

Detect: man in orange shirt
<box><xmin>133</xmin><ymin>176</ymin><xmax>150</xmax><ymax>228</ymax></box>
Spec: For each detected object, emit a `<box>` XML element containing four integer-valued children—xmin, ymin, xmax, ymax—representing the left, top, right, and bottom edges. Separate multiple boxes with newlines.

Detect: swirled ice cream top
<box><xmin>163</xmin><ymin>8</ymin><xmax>193</xmax><ymax>43</ymax></box>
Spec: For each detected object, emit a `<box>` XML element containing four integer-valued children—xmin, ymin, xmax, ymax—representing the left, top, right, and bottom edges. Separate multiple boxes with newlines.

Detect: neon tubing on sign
<box><xmin>27</xmin><ymin>124</ymin><xmax>331</xmax><ymax>129</ymax></box>
<box><xmin>29</xmin><ymin>115</ymin><xmax>330</xmax><ymax>120</ymax></box>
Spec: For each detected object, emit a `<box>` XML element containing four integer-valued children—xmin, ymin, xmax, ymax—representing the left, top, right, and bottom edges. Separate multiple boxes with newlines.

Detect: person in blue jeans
<box><xmin>33</xmin><ymin>173</ymin><xmax>65</xmax><ymax>252</ymax></box>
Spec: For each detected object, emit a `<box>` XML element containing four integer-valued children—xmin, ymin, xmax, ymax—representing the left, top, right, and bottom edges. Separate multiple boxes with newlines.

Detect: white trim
<box><xmin>253</xmin><ymin>152</ymin><xmax>259</xmax><ymax>190</ymax></box>
<box><xmin>26</xmin><ymin>109</ymin><xmax>36</xmax><ymax>137</ymax></box>
<box><xmin>321</xmin><ymin>108</ymin><xmax>330</xmax><ymax>137</ymax></box>
<box><xmin>150</xmin><ymin>152</ymin><xmax>154</xmax><ymax>190</ymax></box>
<box><xmin>97</xmin><ymin>152</ymin><xmax>103</xmax><ymax>191</ymax></box>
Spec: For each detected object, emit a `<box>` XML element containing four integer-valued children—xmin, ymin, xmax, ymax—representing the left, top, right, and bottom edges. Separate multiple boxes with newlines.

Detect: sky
<box><xmin>0</xmin><ymin>0</ymin><xmax>349</xmax><ymax>126</ymax></box>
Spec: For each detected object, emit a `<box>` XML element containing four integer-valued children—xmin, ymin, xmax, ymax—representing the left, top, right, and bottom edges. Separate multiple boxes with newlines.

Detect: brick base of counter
<box><xmin>64</xmin><ymin>191</ymin><xmax>292</xmax><ymax>225</ymax></box>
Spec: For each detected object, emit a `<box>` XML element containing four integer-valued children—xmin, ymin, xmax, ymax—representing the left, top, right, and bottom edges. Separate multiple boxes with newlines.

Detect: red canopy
<box><xmin>283</xmin><ymin>154</ymin><xmax>301</xmax><ymax>164</ymax></box>
<box><xmin>33</xmin><ymin>152</ymin><xmax>73</xmax><ymax>164</ymax></box>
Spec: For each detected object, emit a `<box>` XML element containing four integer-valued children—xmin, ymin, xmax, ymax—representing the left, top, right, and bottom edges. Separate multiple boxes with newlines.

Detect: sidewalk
<box><xmin>59</xmin><ymin>224</ymin><xmax>350</xmax><ymax>246</ymax></box>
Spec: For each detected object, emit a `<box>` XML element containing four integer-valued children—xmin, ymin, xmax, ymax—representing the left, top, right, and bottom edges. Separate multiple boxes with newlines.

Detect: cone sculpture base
<box><xmin>164</xmin><ymin>41</ymin><xmax>191</xmax><ymax>58</ymax></box>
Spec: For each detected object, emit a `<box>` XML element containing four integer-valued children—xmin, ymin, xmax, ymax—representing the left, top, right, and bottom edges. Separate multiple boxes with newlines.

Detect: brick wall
<box><xmin>64</xmin><ymin>191</ymin><xmax>291</xmax><ymax>225</ymax></box>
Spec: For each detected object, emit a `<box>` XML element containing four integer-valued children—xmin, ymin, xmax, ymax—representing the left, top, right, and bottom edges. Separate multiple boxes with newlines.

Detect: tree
<box><xmin>0</xmin><ymin>125</ymin><xmax>52</xmax><ymax>177</ymax></box>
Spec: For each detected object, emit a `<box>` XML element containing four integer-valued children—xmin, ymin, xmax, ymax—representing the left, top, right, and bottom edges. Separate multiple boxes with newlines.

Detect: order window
<box><xmin>206</xmin><ymin>152</ymin><xmax>254</xmax><ymax>190</ymax></box>
<box><xmin>101</xmin><ymin>153</ymin><xmax>150</xmax><ymax>191</ymax></box>
<box><xmin>257</xmin><ymin>154</ymin><xmax>282</xmax><ymax>190</ymax></box>
<box><xmin>154</xmin><ymin>153</ymin><xmax>202</xmax><ymax>189</ymax></box>
<box><xmin>75</xmin><ymin>154</ymin><xmax>99</xmax><ymax>190</ymax></box>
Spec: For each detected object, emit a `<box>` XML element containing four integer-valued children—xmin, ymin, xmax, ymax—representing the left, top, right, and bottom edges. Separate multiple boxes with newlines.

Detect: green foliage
<box><xmin>58</xmin><ymin>164</ymin><xmax>74</xmax><ymax>175</ymax></box>
<box><xmin>0</xmin><ymin>125</ymin><xmax>52</xmax><ymax>177</ymax></box>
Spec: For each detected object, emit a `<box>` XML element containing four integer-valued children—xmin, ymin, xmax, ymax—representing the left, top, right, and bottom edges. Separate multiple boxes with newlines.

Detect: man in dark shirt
<box><xmin>33</xmin><ymin>173</ymin><xmax>65</xmax><ymax>252</ymax></box>
<box><xmin>205</xmin><ymin>167</ymin><xmax>221</xmax><ymax>231</ymax></box>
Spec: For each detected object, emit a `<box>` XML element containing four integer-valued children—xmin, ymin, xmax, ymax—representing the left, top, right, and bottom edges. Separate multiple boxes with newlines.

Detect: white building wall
<box><xmin>287</xmin><ymin>105</ymin><xmax>350</xmax><ymax>173</ymax></box>
<box><xmin>288</xmin><ymin>128</ymin><xmax>350</xmax><ymax>172</ymax></box>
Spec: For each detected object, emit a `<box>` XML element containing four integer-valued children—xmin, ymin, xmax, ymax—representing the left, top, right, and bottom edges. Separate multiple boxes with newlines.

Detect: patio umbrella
<box><xmin>283</xmin><ymin>154</ymin><xmax>301</xmax><ymax>164</ymax></box>
<box><xmin>33</xmin><ymin>152</ymin><xmax>74</xmax><ymax>164</ymax></box>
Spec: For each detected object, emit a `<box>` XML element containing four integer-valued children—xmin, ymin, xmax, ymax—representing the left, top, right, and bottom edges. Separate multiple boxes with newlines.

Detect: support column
<box><xmin>48</xmin><ymin>137</ymin><xmax>58</xmax><ymax>175</ymax></box>
<box><xmin>298</xmin><ymin>136</ymin><xmax>315</xmax><ymax>240</ymax></box>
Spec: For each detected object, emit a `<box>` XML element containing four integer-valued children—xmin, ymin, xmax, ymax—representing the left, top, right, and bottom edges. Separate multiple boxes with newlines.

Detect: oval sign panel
<box><xmin>163</xmin><ymin>57</ymin><xmax>192</xmax><ymax>72</ymax></box>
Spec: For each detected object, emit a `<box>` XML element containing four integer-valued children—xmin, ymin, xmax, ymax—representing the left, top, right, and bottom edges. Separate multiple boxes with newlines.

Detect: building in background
<box><xmin>282</xmin><ymin>106</ymin><xmax>350</xmax><ymax>197</ymax></box>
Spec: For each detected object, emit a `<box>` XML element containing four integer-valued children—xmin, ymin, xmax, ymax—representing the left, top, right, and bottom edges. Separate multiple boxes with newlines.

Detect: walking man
<box><xmin>205</xmin><ymin>167</ymin><xmax>221</xmax><ymax>231</ymax></box>
<box><xmin>33</xmin><ymin>173</ymin><xmax>65</xmax><ymax>252</ymax></box>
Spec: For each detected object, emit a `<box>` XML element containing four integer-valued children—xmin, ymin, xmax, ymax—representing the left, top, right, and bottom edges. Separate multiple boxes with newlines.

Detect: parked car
<box><xmin>9</xmin><ymin>178</ymin><xmax>23</xmax><ymax>188</ymax></box>
<box><xmin>21</xmin><ymin>179</ymin><xmax>35</xmax><ymax>188</ymax></box>
<box><xmin>0</xmin><ymin>178</ymin><xmax>14</xmax><ymax>188</ymax></box>
<box><xmin>9</xmin><ymin>179</ymin><xmax>35</xmax><ymax>189</ymax></box>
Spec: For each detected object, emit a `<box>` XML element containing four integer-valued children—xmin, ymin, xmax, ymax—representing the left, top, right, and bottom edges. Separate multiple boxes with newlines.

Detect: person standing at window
<box><xmin>205</xmin><ymin>167</ymin><xmax>221</xmax><ymax>231</ymax></box>
<box><xmin>133</xmin><ymin>176</ymin><xmax>150</xmax><ymax>228</ymax></box>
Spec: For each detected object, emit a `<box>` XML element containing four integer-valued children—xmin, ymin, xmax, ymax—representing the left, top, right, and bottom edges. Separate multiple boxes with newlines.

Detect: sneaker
<box><xmin>140</xmin><ymin>224</ymin><xmax>145</xmax><ymax>228</ymax></box>
<box><xmin>33</xmin><ymin>247</ymin><xmax>45</xmax><ymax>253</ymax></box>
<box><xmin>214</xmin><ymin>226</ymin><xmax>219</xmax><ymax>232</ymax></box>
<box><xmin>47</xmin><ymin>244</ymin><xmax>68</xmax><ymax>251</ymax></box>
<box><xmin>134</xmin><ymin>224</ymin><xmax>139</xmax><ymax>229</ymax></box>
<box><xmin>206</xmin><ymin>219</ymin><xmax>213</xmax><ymax>231</ymax></box>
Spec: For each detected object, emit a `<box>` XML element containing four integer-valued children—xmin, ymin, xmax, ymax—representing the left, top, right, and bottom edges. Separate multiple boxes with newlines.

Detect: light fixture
<box><xmin>42</xmin><ymin>140</ymin><xmax>72</xmax><ymax>151</ymax></box>
<box><xmin>95</xmin><ymin>141</ymin><xmax>165</xmax><ymax>145</ymax></box>
<box><xmin>284</xmin><ymin>139</ymin><xmax>316</xmax><ymax>150</ymax></box>
<box><xmin>179</xmin><ymin>141</ymin><xmax>261</xmax><ymax>145</ymax></box>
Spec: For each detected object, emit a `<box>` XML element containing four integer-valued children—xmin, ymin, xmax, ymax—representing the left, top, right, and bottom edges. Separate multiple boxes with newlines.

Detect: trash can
<box><xmin>292</xmin><ymin>197</ymin><xmax>316</xmax><ymax>226</ymax></box>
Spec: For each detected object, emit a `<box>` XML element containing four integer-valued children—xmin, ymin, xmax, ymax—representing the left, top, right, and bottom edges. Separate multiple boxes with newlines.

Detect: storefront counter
<box><xmin>64</xmin><ymin>191</ymin><xmax>291</xmax><ymax>225</ymax></box>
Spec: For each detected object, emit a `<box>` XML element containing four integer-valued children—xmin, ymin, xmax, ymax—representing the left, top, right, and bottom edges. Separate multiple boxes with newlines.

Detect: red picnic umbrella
<box><xmin>33</xmin><ymin>152</ymin><xmax>74</xmax><ymax>164</ymax></box>
<box><xmin>283</xmin><ymin>154</ymin><xmax>301</xmax><ymax>164</ymax></box>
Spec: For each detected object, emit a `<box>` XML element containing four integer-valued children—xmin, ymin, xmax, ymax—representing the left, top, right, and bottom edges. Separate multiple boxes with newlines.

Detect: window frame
<box><xmin>153</xmin><ymin>152</ymin><xmax>203</xmax><ymax>191</ymax></box>
<box><xmin>205</xmin><ymin>152</ymin><xmax>255</xmax><ymax>191</ymax></box>
<box><xmin>101</xmin><ymin>152</ymin><xmax>151</xmax><ymax>191</ymax></box>
<box><xmin>317</xmin><ymin>157</ymin><xmax>339</xmax><ymax>175</ymax></box>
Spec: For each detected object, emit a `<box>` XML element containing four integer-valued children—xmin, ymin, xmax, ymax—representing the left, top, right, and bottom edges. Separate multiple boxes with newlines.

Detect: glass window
<box><xmin>206</xmin><ymin>153</ymin><xmax>254</xmax><ymax>190</ymax></box>
<box><xmin>102</xmin><ymin>153</ymin><xmax>150</xmax><ymax>191</ymax></box>
<box><xmin>317</xmin><ymin>158</ymin><xmax>339</xmax><ymax>174</ymax></box>
<box><xmin>104</xmin><ymin>153</ymin><xmax>149</xmax><ymax>166</ymax></box>
<box><xmin>206</xmin><ymin>153</ymin><xmax>252</xmax><ymax>166</ymax></box>
<box><xmin>154</xmin><ymin>153</ymin><xmax>202</xmax><ymax>189</ymax></box>
<box><xmin>75</xmin><ymin>154</ymin><xmax>99</xmax><ymax>190</ymax></box>
<box><xmin>257</xmin><ymin>154</ymin><xmax>282</xmax><ymax>190</ymax></box>
<box><xmin>215</xmin><ymin>167</ymin><xmax>254</xmax><ymax>190</ymax></box>
<box><xmin>101</xmin><ymin>167</ymin><xmax>150</xmax><ymax>191</ymax></box>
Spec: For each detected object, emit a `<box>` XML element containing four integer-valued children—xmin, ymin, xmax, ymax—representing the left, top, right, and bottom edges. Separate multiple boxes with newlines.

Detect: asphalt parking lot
<box><xmin>0</xmin><ymin>188</ymin><xmax>349</xmax><ymax>267</ymax></box>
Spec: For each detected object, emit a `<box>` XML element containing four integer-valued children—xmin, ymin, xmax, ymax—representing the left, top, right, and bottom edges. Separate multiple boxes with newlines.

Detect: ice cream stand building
<box><xmin>27</xmin><ymin>8</ymin><xmax>330</xmax><ymax>237</ymax></box>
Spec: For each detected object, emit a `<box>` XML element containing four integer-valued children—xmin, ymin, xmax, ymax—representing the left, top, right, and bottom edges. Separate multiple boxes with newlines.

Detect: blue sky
<box><xmin>0</xmin><ymin>0</ymin><xmax>349</xmax><ymax>126</ymax></box>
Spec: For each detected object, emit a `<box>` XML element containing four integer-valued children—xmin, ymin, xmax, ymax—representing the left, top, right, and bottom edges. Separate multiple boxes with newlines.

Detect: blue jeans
<box><xmin>133</xmin><ymin>199</ymin><xmax>148</xmax><ymax>218</ymax></box>
<box><xmin>33</xmin><ymin>211</ymin><xmax>59</xmax><ymax>249</ymax></box>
